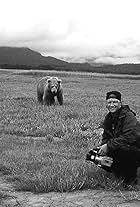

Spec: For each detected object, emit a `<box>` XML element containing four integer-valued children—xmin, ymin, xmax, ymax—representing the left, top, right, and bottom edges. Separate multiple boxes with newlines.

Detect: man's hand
<box><xmin>98</xmin><ymin>144</ymin><xmax>108</xmax><ymax>155</ymax></box>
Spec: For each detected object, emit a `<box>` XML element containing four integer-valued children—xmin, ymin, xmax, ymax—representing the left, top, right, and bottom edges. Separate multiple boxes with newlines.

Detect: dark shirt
<box><xmin>101</xmin><ymin>105</ymin><xmax>140</xmax><ymax>153</ymax></box>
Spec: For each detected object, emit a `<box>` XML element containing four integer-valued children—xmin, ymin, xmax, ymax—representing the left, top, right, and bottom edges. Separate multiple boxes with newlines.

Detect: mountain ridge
<box><xmin>0</xmin><ymin>46</ymin><xmax>68</xmax><ymax>66</ymax></box>
<box><xmin>0</xmin><ymin>46</ymin><xmax>140</xmax><ymax>75</ymax></box>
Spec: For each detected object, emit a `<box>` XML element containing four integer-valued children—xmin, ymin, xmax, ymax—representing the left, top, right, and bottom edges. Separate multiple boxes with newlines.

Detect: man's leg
<box><xmin>109</xmin><ymin>148</ymin><xmax>140</xmax><ymax>184</ymax></box>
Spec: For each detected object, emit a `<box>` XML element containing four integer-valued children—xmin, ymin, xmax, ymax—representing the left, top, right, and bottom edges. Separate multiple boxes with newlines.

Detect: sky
<box><xmin>1</xmin><ymin>0</ymin><xmax>140</xmax><ymax>64</ymax></box>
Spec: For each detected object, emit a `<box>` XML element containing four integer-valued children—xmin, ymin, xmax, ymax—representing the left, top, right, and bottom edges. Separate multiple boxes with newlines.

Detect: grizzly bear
<box><xmin>37</xmin><ymin>76</ymin><xmax>63</xmax><ymax>106</ymax></box>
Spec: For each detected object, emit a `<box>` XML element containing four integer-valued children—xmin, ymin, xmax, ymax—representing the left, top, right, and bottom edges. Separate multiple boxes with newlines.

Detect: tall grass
<box><xmin>0</xmin><ymin>70</ymin><xmax>140</xmax><ymax>193</ymax></box>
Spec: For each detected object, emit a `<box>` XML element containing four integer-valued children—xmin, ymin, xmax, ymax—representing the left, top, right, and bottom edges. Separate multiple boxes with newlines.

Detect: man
<box><xmin>98</xmin><ymin>91</ymin><xmax>140</xmax><ymax>184</ymax></box>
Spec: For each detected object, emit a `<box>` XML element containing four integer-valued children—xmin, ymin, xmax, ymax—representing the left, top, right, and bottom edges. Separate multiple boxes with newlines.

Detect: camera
<box><xmin>86</xmin><ymin>148</ymin><xmax>113</xmax><ymax>168</ymax></box>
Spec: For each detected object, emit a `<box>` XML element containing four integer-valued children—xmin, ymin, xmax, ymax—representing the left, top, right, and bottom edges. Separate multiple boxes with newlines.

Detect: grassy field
<box><xmin>0</xmin><ymin>69</ymin><xmax>140</xmax><ymax>193</ymax></box>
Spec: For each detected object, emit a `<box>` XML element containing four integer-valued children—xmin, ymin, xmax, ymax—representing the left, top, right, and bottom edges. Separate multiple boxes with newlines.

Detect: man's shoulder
<box><xmin>119</xmin><ymin>105</ymin><xmax>138</xmax><ymax>125</ymax></box>
<box><xmin>120</xmin><ymin>105</ymin><xmax>136</xmax><ymax>117</ymax></box>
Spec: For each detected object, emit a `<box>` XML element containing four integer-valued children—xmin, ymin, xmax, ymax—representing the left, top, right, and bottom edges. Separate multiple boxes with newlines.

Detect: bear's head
<box><xmin>47</xmin><ymin>77</ymin><xmax>61</xmax><ymax>94</ymax></box>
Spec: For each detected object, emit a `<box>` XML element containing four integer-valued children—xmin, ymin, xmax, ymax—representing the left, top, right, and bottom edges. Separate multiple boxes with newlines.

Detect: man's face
<box><xmin>106</xmin><ymin>98</ymin><xmax>122</xmax><ymax>113</ymax></box>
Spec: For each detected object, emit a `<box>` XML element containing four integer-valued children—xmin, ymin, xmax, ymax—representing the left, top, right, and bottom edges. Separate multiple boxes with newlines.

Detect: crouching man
<box><xmin>97</xmin><ymin>91</ymin><xmax>140</xmax><ymax>184</ymax></box>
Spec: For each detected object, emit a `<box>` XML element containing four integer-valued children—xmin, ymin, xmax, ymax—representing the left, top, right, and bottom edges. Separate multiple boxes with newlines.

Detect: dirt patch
<box><xmin>20</xmin><ymin>190</ymin><xmax>140</xmax><ymax>207</ymax></box>
<box><xmin>1</xmin><ymin>177</ymin><xmax>140</xmax><ymax>207</ymax></box>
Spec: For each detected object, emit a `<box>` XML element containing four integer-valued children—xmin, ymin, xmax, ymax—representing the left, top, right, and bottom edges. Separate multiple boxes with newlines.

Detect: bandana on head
<box><xmin>106</xmin><ymin>91</ymin><xmax>121</xmax><ymax>101</ymax></box>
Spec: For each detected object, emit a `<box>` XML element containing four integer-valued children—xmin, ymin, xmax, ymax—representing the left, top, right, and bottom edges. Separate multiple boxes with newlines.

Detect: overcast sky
<box><xmin>1</xmin><ymin>0</ymin><xmax>140</xmax><ymax>64</ymax></box>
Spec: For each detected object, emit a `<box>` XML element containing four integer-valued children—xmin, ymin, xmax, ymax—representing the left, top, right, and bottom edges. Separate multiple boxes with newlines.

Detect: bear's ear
<box><xmin>47</xmin><ymin>78</ymin><xmax>51</xmax><ymax>83</ymax></box>
<box><xmin>57</xmin><ymin>79</ymin><xmax>61</xmax><ymax>84</ymax></box>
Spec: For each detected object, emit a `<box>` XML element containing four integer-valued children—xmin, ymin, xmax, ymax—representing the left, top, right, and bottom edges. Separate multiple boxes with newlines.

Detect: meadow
<box><xmin>0</xmin><ymin>69</ymin><xmax>140</xmax><ymax>193</ymax></box>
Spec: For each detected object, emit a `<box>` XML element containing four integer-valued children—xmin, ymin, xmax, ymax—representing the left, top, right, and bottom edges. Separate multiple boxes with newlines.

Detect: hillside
<box><xmin>0</xmin><ymin>46</ymin><xmax>140</xmax><ymax>74</ymax></box>
<box><xmin>0</xmin><ymin>47</ymin><xmax>68</xmax><ymax>66</ymax></box>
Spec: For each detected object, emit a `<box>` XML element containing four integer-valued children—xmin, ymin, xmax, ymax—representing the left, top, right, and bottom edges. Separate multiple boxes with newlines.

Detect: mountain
<box><xmin>0</xmin><ymin>46</ymin><xmax>95</xmax><ymax>72</ymax></box>
<box><xmin>0</xmin><ymin>46</ymin><xmax>140</xmax><ymax>75</ymax></box>
<box><xmin>0</xmin><ymin>46</ymin><xmax>68</xmax><ymax>66</ymax></box>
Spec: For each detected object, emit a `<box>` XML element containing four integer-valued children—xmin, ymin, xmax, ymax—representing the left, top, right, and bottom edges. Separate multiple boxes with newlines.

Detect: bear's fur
<box><xmin>37</xmin><ymin>76</ymin><xmax>63</xmax><ymax>106</ymax></box>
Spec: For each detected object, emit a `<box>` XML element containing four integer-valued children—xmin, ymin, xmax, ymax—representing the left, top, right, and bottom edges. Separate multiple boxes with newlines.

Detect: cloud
<box><xmin>94</xmin><ymin>56</ymin><xmax>140</xmax><ymax>65</ymax></box>
<box><xmin>58</xmin><ymin>38</ymin><xmax>140</xmax><ymax>64</ymax></box>
<box><xmin>92</xmin><ymin>39</ymin><xmax>140</xmax><ymax>64</ymax></box>
<box><xmin>1</xmin><ymin>0</ymin><xmax>140</xmax><ymax>64</ymax></box>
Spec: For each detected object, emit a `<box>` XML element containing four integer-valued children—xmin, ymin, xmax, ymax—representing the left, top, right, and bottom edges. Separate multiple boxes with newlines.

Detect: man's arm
<box><xmin>107</xmin><ymin>112</ymin><xmax>139</xmax><ymax>152</ymax></box>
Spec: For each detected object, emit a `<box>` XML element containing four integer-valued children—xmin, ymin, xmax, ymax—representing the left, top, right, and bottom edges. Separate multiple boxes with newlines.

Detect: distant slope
<box><xmin>0</xmin><ymin>47</ymin><xmax>68</xmax><ymax>66</ymax></box>
<box><xmin>0</xmin><ymin>46</ymin><xmax>140</xmax><ymax>74</ymax></box>
<box><xmin>92</xmin><ymin>64</ymin><xmax>140</xmax><ymax>75</ymax></box>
